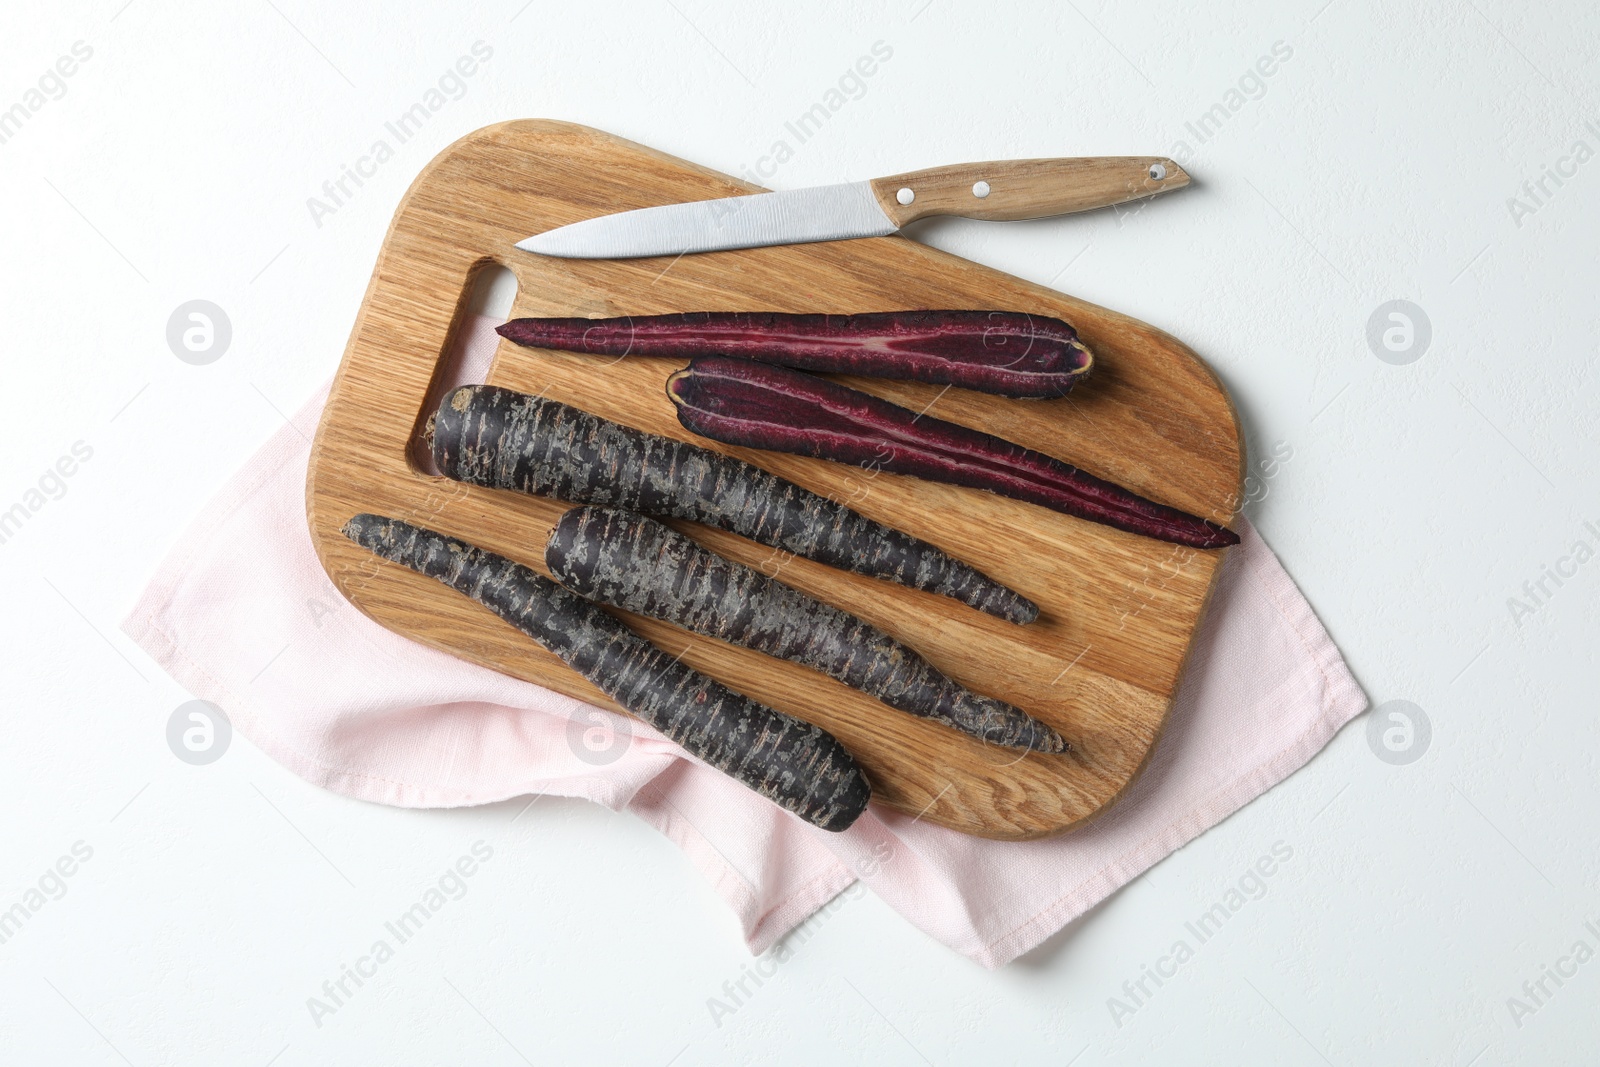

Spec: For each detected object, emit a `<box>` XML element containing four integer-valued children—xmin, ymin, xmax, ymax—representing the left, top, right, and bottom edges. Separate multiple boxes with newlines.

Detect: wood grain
<box><xmin>305</xmin><ymin>120</ymin><xmax>1243</xmax><ymax>839</ymax></box>
<box><xmin>869</xmin><ymin>157</ymin><xmax>1188</xmax><ymax>227</ymax></box>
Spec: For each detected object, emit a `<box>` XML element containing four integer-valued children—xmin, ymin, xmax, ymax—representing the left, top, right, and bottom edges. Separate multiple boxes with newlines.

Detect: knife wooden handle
<box><xmin>868</xmin><ymin>157</ymin><xmax>1188</xmax><ymax>227</ymax></box>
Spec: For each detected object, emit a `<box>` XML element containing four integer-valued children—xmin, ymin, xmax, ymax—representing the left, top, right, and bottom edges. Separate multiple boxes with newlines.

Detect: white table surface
<box><xmin>4</xmin><ymin>1</ymin><xmax>1597</xmax><ymax>1062</ymax></box>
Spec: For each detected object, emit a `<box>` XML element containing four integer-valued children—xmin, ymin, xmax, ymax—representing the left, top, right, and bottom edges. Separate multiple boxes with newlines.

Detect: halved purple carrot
<box><xmin>666</xmin><ymin>357</ymin><xmax>1239</xmax><ymax>550</ymax></box>
<box><xmin>496</xmin><ymin>310</ymin><xmax>1092</xmax><ymax>398</ymax></box>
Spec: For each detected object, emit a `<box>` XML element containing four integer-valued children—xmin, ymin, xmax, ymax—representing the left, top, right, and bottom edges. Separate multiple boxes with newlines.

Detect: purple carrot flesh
<box><xmin>342</xmin><ymin>514</ymin><xmax>871</xmax><ymax>832</ymax></box>
<box><xmin>496</xmin><ymin>310</ymin><xmax>1093</xmax><ymax>398</ymax></box>
<box><xmin>667</xmin><ymin>357</ymin><xmax>1240</xmax><ymax>550</ymax></box>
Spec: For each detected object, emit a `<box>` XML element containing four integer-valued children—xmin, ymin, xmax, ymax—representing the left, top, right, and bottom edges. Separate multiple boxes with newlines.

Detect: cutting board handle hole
<box><xmin>409</xmin><ymin>260</ymin><xmax>520</xmax><ymax>475</ymax></box>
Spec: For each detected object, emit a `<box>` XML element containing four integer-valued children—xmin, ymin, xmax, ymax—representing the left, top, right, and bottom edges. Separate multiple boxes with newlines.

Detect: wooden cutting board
<box><xmin>305</xmin><ymin>120</ymin><xmax>1242</xmax><ymax>839</ymax></box>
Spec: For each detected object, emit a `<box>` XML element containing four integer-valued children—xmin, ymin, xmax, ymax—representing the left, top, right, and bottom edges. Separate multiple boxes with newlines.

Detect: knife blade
<box><xmin>516</xmin><ymin>156</ymin><xmax>1189</xmax><ymax>259</ymax></box>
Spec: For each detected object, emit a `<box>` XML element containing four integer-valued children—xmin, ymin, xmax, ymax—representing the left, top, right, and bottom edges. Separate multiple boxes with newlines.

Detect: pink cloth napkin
<box><xmin>122</xmin><ymin>315</ymin><xmax>1366</xmax><ymax>968</ymax></box>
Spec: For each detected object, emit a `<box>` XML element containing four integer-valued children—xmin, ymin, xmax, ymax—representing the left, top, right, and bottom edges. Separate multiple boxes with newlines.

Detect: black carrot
<box><xmin>342</xmin><ymin>514</ymin><xmax>871</xmax><ymax>832</ymax></box>
<box><xmin>429</xmin><ymin>384</ymin><xmax>1039</xmax><ymax>624</ymax></box>
<box><xmin>545</xmin><ymin>506</ymin><xmax>1066</xmax><ymax>753</ymax></box>
<box><xmin>497</xmin><ymin>309</ymin><xmax>1093</xmax><ymax>398</ymax></box>
<box><xmin>667</xmin><ymin>357</ymin><xmax>1240</xmax><ymax>550</ymax></box>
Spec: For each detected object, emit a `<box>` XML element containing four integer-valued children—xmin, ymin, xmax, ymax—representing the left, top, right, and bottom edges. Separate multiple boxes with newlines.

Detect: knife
<box><xmin>516</xmin><ymin>156</ymin><xmax>1189</xmax><ymax>259</ymax></box>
